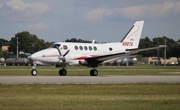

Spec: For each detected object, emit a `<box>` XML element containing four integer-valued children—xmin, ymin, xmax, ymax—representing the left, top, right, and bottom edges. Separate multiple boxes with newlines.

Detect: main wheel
<box><xmin>90</xmin><ymin>69</ymin><xmax>98</xmax><ymax>76</ymax></box>
<box><xmin>31</xmin><ymin>69</ymin><xmax>37</xmax><ymax>76</ymax></box>
<box><xmin>59</xmin><ymin>69</ymin><xmax>67</xmax><ymax>76</ymax></box>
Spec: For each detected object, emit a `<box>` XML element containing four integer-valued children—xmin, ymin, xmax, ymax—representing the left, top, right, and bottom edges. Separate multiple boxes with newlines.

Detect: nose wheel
<box><xmin>31</xmin><ymin>69</ymin><xmax>37</xmax><ymax>76</ymax></box>
<box><xmin>59</xmin><ymin>69</ymin><xmax>67</xmax><ymax>76</ymax></box>
<box><xmin>90</xmin><ymin>69</ymin><xmax>98</xmax><ymax>76</ymax></box>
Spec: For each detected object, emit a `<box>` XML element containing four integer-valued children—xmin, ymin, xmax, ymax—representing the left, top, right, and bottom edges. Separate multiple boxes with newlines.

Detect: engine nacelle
<box><xmin>0</xmin><ymin>58</ymin><xmax>5</xmax><ymax>64</ymax></box>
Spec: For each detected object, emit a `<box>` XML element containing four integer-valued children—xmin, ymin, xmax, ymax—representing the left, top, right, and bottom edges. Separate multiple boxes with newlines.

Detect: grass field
<box><xmin>0</xmin><ymin>65</ymin><xmax>180</xmax><ymax>76</ymax></box>
<box><xmin>0</xmin><ymin>83</ymin><xmax>180</xmax><ymax>110</ymax></box>
<box><xmin>0</xmin><ymin>65</ymin><xmax>180</xmax><ymax>110</ymax></box>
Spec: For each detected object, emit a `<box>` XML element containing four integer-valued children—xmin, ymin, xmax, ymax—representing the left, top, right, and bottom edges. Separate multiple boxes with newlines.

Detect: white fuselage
<box><xmin>30</xmin><ymin>42</ymin><xmax>134</xmax><ymax>66</ymax></box>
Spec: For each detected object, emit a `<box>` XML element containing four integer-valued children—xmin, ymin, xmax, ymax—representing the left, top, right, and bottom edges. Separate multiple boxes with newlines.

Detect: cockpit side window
<box><xmin>49</xmin><ymin>44</ymin><xmax>61</xmax><ymax>48</ymax></box>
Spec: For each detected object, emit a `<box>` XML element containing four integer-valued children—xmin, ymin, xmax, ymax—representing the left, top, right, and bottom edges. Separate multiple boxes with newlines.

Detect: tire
<box><xmin>90</xmin><ymin>69</ymin><xmax>98</xmax><ymax>76</ymax></box>
<box><xmin>90</xmin><ymin>70</ymin><xmax>94</xmax><ymax>76</ymax></box>
<box><xmin>31</xmin><ymin>69</ymin><xmax>37</xmax><ymax>76</ymax></box>
<box><xmin>59</xmin><ymin>69</ymin><xmax>67</xmax><ymax>76</ymax></box>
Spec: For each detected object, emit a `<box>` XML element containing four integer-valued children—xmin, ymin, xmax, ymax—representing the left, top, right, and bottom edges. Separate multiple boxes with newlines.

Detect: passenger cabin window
<box><xmin>89</xmin><ymin>46</ymin><xmax>92</xmax><ymax>51</ymax></box>
<box><xmin>74</xmin><ymin>46</ymin><xmax>78</xmax><ymax>50</ymax></box>
<box><xmin>79</xmin><ymin>46</ymin><xmax>83</xmax><ymax>50</ymax></box>
<box><xmin>84</xmin><ymin>46</ymin><xmax>88</xmax><ymax>50</ymax></box>
<box><xmin>93</xmin><ymin>46</ymin><xmax>97</xmax><ymax>51</ymax></box>
<box><xmin>49</xmin><ymin>44</ymin><xmax>61</xmax><ymax>48</ymax></box>
<box><xmin>63</xmin><ymin>45</ymin><xmax>68</xmax><ymax>50</ymax></box>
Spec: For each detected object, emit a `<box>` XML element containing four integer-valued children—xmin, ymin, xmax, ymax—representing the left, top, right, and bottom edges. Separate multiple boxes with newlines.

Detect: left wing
<box><xmin>85</xmin><ymin>45</ymin><xmax>166</xmax><ymax>67</ymax></box>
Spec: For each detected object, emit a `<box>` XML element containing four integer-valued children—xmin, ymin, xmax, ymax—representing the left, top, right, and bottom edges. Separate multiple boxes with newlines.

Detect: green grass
<box><xmin>0</xmin><ymin>83</ymin><xmax>180</xmax><ymax>110</ymax></box>
<box><xmin>0</xmin><ymin>65</ymin><xmax>180</xmax><ymax>76</ymax></box>
<box><xmin>0</xmin><ymin>65</ymin><xmax>180</xmax><ymax>109</ymax></box>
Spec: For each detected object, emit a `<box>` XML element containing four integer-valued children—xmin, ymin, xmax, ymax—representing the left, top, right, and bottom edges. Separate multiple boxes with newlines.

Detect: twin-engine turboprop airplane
<box><xmin>29</xmin><ymin>20</ymin><xmax>166</xmax><ymax>76</ymax></box>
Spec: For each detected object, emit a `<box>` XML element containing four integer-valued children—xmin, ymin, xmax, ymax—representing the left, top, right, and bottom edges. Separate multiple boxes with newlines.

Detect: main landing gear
<box><xmin>59</xmin><ymin>68</ymin><xmax>67</xmax><ymax>76</ymax></box>
<box><xmin>58</xmin><ymin>68</ymin><xmax>98</xmax><ymax>76</ymax></box>
<box><xmin>90</xmin><ymin>69</ymin><xmax>98</xmax><ymax>76</ymax></box>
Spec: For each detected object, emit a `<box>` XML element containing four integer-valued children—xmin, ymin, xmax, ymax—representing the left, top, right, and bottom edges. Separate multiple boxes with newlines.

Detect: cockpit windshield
<box><xmin>49</xmin><ymin>44</ymin><xmax>61</xmax><ymax>48</ymax></box>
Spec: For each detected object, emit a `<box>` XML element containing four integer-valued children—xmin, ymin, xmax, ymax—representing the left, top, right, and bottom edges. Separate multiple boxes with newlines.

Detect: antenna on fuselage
<box><xmin>92</xmin><ymin>39</ymin><xmax>95</xmax><ymax>44</ymax></box>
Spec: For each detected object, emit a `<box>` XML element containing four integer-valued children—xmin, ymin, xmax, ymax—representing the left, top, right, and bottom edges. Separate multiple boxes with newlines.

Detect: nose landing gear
<box><xmin>30</xmin><ymin>60</ymin><xmax>37</xmax><ymax>76</ymax></box>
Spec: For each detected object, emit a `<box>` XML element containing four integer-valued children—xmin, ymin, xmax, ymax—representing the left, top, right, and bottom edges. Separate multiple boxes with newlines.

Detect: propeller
<box><xmin>56</xmin><ymin>47</ymin><xmax>70</xmax><ymax>62</ymax></box>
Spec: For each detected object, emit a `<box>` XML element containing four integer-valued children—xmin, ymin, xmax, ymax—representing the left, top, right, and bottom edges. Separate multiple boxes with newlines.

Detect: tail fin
<box><xmin>121</xmin><ymin>20</ymin><xmax>144</xmax><ymax>49</ymax></box>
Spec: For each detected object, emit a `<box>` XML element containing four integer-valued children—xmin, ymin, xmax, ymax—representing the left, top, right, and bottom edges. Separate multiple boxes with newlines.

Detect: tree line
<box><xmin>0</xmin><ymin>31</ymin><xmax>180</xmax><ymax>62</ymax></box>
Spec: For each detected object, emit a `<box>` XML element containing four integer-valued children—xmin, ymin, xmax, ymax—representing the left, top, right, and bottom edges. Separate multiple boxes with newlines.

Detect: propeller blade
<box><xmin>63</xmin><ymin>49</ymin><xmax>70</xmax><ymax>57</ymax></box>
<box><xmin>56</xmin><ymin>47</ymin><xmax>62</xmax><ymax>56</ymax></box>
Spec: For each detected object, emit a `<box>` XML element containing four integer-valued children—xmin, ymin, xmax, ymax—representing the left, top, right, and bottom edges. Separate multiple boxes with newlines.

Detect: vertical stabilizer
<box><xmin>121</xmin><ymin>20</ymin><xmax>144</xmax><ymax>49</ymax></box>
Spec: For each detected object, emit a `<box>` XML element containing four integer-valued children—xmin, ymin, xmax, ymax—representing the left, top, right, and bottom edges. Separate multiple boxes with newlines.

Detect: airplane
<box><xmin>28</xmin><ymin>20</ymin><xmax>166</xmax><ymax>76</ymax></box>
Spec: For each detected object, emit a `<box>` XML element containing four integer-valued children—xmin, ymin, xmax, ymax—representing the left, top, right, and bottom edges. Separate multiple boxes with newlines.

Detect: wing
<box><xmin>85</xmin><ymin>45</ymin><xmax>166</xmax><ymax>67</ymax></box>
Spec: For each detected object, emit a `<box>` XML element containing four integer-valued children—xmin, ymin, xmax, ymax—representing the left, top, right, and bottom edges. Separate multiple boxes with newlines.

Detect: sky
<box><xmin>0</xmin><ymin>0</ymin><xmax>180</xmax><ymax>43</ymax></box>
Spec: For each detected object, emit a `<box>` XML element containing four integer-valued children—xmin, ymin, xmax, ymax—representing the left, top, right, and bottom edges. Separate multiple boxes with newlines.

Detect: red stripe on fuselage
<box><xmin>73</xmin><ymin>56</ymin><xmax>88</xmax><ymax>60</ymax></box>
<box><xmin>73</xmin><ymin>55</ymin><xmax>98</xmax><ymax>60</ymax></box>
<box><xmin>44</xmin><ymin>55</ymin><xmax>59</xmax><ymax>57</ymax></box>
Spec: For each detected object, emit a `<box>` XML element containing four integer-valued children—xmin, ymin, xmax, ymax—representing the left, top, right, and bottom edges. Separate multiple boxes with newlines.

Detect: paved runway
<box><xmin>0</xmin><ymin>76</ymin><xmax>180</xmax><ymax>84</ymax></box>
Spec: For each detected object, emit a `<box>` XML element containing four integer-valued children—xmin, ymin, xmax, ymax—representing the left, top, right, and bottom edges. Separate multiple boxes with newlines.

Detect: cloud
<box><xmin>5</xmin><ymin>0</ymin><xmax>51</xmax><ymax>16</ymax></box>
<box><xmin>84</xmin><ymin>8</ymin><xmax>113</xmax><ymax>21</ymax></box>
<box><xmin>84</xmin><ymin>1</ymin><xmax>180</xmax><ymax>21</ymax></box>
<box><xmin>118</xmin><ymin>1</ymin><xmax>180</xmax><ymax>19</ymax></box>
<box><xmin>25</xmin><ymin>22</ymin><xmax>48</xmax><ymax>31</ymax></box>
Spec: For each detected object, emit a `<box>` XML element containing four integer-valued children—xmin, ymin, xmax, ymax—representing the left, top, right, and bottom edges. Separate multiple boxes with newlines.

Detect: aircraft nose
<box><xmin>28</xmin><ymin>48</ymin><xmax>58</xmax><ymax>61</ymax></box>
<box><xmin>29</xmin><ymin>52</ymin><xmax>39</xmax><ymax>60</ymax></box>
